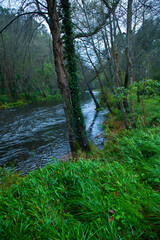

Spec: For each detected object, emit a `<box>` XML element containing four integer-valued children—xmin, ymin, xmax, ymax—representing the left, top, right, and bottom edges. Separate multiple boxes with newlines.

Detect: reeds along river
<box><xmin>0</xmin><ymin>91</ymin><xmax>108</xmax><ymax>174</ymax></box>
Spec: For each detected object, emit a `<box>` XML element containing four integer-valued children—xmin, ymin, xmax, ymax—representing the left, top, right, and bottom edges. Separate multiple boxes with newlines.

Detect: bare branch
<box><xmin>74</xmin><ymin>0</ymin><xmax>120</xmax><ymax>39</ymax></box>
<box><xmin>0</xmin><ymin>11</ymin><xmax>48</xmax><ymax>34</ymax></box>
<box><xmin>34</xmin><ymin>0</ymin><xmax>49</xmax><ymax>25</ymax></box>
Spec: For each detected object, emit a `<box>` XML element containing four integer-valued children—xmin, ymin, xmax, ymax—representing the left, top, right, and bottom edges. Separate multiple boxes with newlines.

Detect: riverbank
<box><xmin>0</xmin><ymin>97</ymin><xmax>160</xmax><ymax>239</ymax></box>
<box><xmin>0</xmin><ymin>93</ymin><xmax>62</xmax><ymax>109</ymax></box>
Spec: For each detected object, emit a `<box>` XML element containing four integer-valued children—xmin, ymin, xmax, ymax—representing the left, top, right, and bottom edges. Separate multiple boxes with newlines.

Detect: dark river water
<box><xmin>0</xmin><ymin>91</ymin><xmax>108</xmax><ymax>174</ymax></box>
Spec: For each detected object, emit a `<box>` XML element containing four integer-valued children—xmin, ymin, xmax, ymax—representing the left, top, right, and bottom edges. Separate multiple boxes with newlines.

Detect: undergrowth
<box><xmin>0</xmin><ymin>93</ymin><xmax>62</xmax><ymax>109</ymax></box>
<box><xmin>0</xmin><ymin>157</ymin><xmax>160</xmax><ymax>240</ymax></box>
<box><xmin>0</xmin><ymin>98</ymin><xmax>160</xmax><ymax>239</ymax></box>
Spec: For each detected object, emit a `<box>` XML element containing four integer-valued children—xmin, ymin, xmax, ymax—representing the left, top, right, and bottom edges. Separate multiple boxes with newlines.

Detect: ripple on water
<box><xmin>0</xmin><ymin>92</ymin><xmax>108</xmax><ymax>174</ymax></box>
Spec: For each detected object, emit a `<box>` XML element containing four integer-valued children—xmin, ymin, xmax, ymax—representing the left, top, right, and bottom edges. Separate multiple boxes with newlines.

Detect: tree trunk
<box><xmin>60</xmin><ymin>0</ymin><xmax>90</xmax><ymax>152</ymax></box>
<box><xmin>123</xmin><ymin>65</ymin><xmax>129</xmax><ymax>111</ymax></box>
<box><xmin>83</xmin><ymin>40</ymin><xmax>113</xmax><ymax>114</ymax></box>
<box><xmin>81</xmin><ymin>63</ymin><xmax>100</xmax><ymax>110</ymax></box>
<box><xmin>126</xmin><ymin>0</ymin><xmax>136</xmax><ymax>128</ymax></box>
<box><xmin>108</xmin><ymin>17</ymin><xmax>129</xmax><ymax>129</ymax></box>
<box><xmin>81</xmin><ymin>0</ymin><xmax>113</xmax><ymax>114</ymax></box>
<box><xmin>137</xmin><ymin>79</ymin><xmax>141</xmax><ymax>103</ymax></box>
<box><xmin>114</xmin><ymin>52</ymin><xmax>129</xmax><ymax>129</ymax></box>
<box><xmin>46</xmin><ymin>0</ymin><xmax>76</xmax><ymax>154</ymax></box>
<box><xmin>87</xmin><ymin>81</ymin><xmax>100</xmax><ymax>110</ymax></box>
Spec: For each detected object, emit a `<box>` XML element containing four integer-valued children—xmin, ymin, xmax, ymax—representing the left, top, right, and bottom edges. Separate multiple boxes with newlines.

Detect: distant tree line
<box><xmin>0</xmin><ymin>6</ymin><xmax>58</xmax><ymax>102</ymax></box>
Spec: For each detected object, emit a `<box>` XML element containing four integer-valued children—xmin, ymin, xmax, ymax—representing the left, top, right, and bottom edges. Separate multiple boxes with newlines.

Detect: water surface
<box><xmin>0</xmin><ymin>92</ymin><xmax>108</xmax><ymax>174</ymax></box>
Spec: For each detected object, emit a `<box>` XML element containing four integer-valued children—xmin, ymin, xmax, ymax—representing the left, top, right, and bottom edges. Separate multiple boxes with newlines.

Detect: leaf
<box><xmin>97</xmin><ymin>217</ymin><xmax>101</xmax><ymax>222</ymax></box>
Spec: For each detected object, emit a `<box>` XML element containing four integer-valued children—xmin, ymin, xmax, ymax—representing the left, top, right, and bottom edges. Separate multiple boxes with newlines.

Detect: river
<box><xmin>0</xmin><ymin>91</ymin><xmax>108</xmax><ymax>174</ymax></box>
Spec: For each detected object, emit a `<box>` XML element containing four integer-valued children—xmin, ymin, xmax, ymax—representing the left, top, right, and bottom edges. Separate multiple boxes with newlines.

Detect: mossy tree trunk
<box><xmin>46</xmin><ymin>0</ymin><xmax>77</xmax><ymax>154</ymax></box>
<box><xmin>60</xmin><ymin>0</ymin><xmax>90</xmax><ymax>152</ymax></box>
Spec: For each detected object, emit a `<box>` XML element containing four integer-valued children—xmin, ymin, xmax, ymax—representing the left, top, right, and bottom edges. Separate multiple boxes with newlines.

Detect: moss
<box><xmin>61</xmin><ymin>0</ymin><xmax>90</xmax><ymax>151</ymax></box>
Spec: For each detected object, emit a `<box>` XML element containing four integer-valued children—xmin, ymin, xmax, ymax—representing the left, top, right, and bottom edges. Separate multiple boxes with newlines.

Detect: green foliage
<box><xmin>100</xmin><ymin>87</ymin><xmax>117</xmax><ymax>112</ymax></box>
<box><xmin>114</xmin><ymin>79</ymin><xmax>160</xmax><ymax>102</ymax></box>
<box><xmin>0</xmin><ymin>95</ymin><xmax>9</xmax><ymax>104</ymax></box>
<box><xmin>0</xmin><ymin>100</ymin><xmax>26</xmax><ymax>109</ymax></box>
<box><xmin>0</xmin><ymin>154</ymin><xmax>159</xmax><ymax>239</ymax></box>
<box><xmin>137</xmin><ymin>79</ymin><xmax>160</xmax><ymax>96</ymax></box>
<box><xmin>134</xmin><ymin>98</ymin><xmax>160</xmax><ymax>128</ymax></box>
<box><xmin>0</xmin><ymin>93</ymin><xmax>62</xmax><ymax>109</ymax></box>
<box><xmin>104</xmin><ymin>97</ymin><xmax>160</xmax><ymax>191</ymax></box>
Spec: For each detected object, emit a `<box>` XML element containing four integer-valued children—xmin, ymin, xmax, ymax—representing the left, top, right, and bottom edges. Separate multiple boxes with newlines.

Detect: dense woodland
<box><xmin>0</xmin><ymin>6</ymin><xmax>58</xmax><ymax>101</ymax></box>
<box><xmin>0</xmin><ymin>0</ymin><xmax>160</xmax><ymax>152</ymax></box>
<box><xmin>0</xmin><ymin>1</ymin><xmax>160</xmax><ymax>99</ymax></box>
<box><xmin>0</xmin><ymin>0</ymin><xmax>160</xmax><ymax>239</ymax></box>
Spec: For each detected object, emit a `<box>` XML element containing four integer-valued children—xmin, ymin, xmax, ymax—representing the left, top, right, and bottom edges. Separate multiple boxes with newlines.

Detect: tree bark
<box><xmin>60</xmin><ymin>0</ymin><xmax>90</xmax><ymax>152</ymax></box>
<box><xmin>46</xmin><ymin>0</ymin><xmax>76</xmax><ymax>154</ymax></box>
<box><xmin>126</xmin><ymin>0</ymin><xmax>136</xmax><ymax>128</ymax></box>
<box><xmin>83</xmin><ymin>40</ymin><xmax>113</xmax><ymax>114</ymax></box>
<box><xmin>109</xmin><ymin>17</ymin><xmax>129</xmax><ymax>129</ymax></box>
<box><xmin>81</xmin><ymin>64</ymin><xmax>100</xmax><ymax>110</ymax></box>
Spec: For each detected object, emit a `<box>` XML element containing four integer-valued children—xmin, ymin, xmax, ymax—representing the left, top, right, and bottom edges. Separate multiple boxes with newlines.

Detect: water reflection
<box><xmin>88</xmin><ymin>111</ymin><xmax>99</xmax><ymax>134</ymax></box>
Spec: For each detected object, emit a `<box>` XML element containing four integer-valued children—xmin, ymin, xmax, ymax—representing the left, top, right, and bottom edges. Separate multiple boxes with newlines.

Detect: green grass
<box><xmin>0</xmin><ymin>149</ymin><xmax>160</xmax><ymax>239</ymax></box>
<box><xmin>0</xmin><ymin>97</ymin><xmax>160</xmax><ymax>239</ymax></box>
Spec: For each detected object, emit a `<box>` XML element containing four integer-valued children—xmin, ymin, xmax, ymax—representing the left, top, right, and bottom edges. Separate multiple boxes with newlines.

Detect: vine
<box><xmin>60</xmin><ymin>0</ymin><xmax>90</xmax><ymax>151</ymax></box>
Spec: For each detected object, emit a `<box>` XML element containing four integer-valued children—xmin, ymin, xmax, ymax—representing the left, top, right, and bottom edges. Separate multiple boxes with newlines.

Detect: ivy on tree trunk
<box><xmin>46</xmin><ymin>0</ymin><xmax>77</xmax><ymax>154</ymax></box>
<box><xmin>60</xmin><ymin>0</ymin><xmax>90</xmax><ymax>152</ymax></box>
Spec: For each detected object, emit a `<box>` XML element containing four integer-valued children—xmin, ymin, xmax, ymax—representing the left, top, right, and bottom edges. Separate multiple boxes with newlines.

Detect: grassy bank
<box><xmin>0</xmin><ymin>92</ymin><xmax>62</xmax><ymax>109</ymax></box>
<box><xmin>0</xmin><ymin>98</ymin><xmax>160</xmax><ymax>239</ymax></box>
